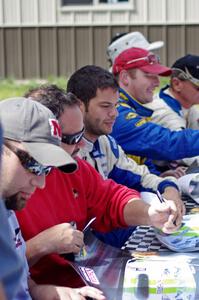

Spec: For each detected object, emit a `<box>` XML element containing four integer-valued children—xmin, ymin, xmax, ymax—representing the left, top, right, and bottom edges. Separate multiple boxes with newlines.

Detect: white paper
<box><xmin>178</xmin><ymin>173</ymin><xmax>199</xmax><ymax>204</ymax></box>
<box><xmin>155</xmin><ymin>214</ymin><xmax>199</xmax><ymax>252</ymax></box>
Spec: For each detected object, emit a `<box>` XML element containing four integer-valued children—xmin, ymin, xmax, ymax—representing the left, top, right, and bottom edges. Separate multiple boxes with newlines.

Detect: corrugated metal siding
<box><xmin>0</xmin><ymin>0</ymin><xmax>199</xmax><ymax>78</ymax></box>
<box><xmin>22</xmin><ymin>28</ymin><xmax>40</xmax><ymax>78</ymax></box>
<box><xmin>3</xmin><ymin>28</ymin><xmax>23</xmax><ymax>78</ymax></box>
<box><xmin>1</xmin><ymin>25</ymin><xmax>199</xmax><ymax>79</ymax></box>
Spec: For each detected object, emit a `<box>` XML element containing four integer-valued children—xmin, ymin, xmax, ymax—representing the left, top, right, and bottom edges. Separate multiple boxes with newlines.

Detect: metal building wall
<box><xmin>0</xmin><ymin>0</ymin><xmax>199</xmax><ymax>79</ymax></box>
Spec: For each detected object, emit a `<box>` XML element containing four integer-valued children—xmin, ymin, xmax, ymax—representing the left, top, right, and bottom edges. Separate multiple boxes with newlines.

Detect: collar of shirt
<box><xmin>90</xmin><ymin>139</ymin><xmax>105</xmax><ymax>159</ymax></box>
<box><xmin>159</xmin><ymin>85</ymin><xmax>183</xmax><ymax>117</ymax></box>
<box><xmin>119</xmin><ymin>88</ymin><xmax>153</xmax><ymax>118</ymax></box>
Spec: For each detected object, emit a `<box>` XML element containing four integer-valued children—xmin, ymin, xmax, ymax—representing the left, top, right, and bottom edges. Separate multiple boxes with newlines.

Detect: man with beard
<box><xmin>0</xmin><ymin>122</ymin><xmax>23</xmax><ymax>300</ymax></box>
<box><xmin>16</xmin><ymin>86</ymin><xmax>179</xmax><ymax>289</ymax></box>
<box><xmin>66</xmin><ymin>65</ymin><xmax>184</xmax><ymax>247</ymax></box>
<box><xmin>1</xmin><ymin>97</ymin><xmax>105</xmax><ymax>300</ymax></box>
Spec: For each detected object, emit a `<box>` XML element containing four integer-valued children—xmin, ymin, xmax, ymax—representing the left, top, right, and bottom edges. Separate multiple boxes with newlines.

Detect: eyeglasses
<box><xmin>61</xmin><ymin>127</ymin><xmax>84</xmax><ymax>145</ymax></box>
<box><xmin>126</xmin><ymin>53</ymin><xmax>160</xmax><ymax>66</ymax></box>
<box><xmin>5</xmin><ymin>142</ymin><xmax>52</xmax><ymax>176</ymax></box>
<box><xmin>172</xmin><ymin>67</ymin><xmax>199</xmax><ymax>87</ymax></box>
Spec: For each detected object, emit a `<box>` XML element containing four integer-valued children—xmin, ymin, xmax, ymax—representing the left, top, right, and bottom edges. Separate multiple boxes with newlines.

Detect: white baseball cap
<box><xmin>107</xmin><ymin>31</ymin><xmax>164</xmax><ymax>64</ymax></box>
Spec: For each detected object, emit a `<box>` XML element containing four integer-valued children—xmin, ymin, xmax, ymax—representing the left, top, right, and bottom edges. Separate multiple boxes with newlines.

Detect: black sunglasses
<box><xmin>61</xmin><ymin>127</ymin><xmax>84</xmax><ymax>145</ymax></box>
<box><xmin>5</xmin><ymin>142</ymin><xmax>52</xmax><ymax>176</ymax></box>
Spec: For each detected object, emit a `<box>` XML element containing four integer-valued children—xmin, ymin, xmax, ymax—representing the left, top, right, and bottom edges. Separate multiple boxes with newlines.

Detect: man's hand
<box><xmin>148</xmin><ymin>200</ymin><xmax>181</xmax><ymax>234</ymax></box>
<box><xmin>162</xmin><ymin>187</ymin><xmax>185</xmax><ymax>226</ymax></box>
<box><xmin>29</xmin><ymin>278</ymin><xmax>106</xmax><ymax>300</ymax></box>
<box><xmin>26</xmin><ymin>223</ymin><xmax>84</xmax><ymax>266</ymax></box>
<box><xmin>160</xmin><ymin>166</ymin><xmax>187</xmax><ymax>179</ymax></box>
<box><xmin>42</xmin><ymin>223</ymin><xmax>84</xmax><ymax>254</ymax></box>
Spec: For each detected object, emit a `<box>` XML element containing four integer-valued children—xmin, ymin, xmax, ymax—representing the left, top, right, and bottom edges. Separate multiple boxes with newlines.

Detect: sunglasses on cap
<box><xmin>61</xmin><ymin>127</ymin><xmax>84</xmax><ymax>145</ymax></box>
<box><xmin>126</xmin><ymin>53</ymin><xmax>160</xmax><ymax>66</ymax></box>
<box><xmin>5</xmin><ymin>142</ymin><xmax>52</xmax><ymax>176</ymax></box>
<box><xmin>172</xmin><ymin>67</ymin><xmax>199</xmax><ymax>88</ymax></box>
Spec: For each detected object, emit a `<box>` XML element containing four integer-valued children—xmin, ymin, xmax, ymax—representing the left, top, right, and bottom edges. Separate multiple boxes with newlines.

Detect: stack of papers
<box><xmin>155</xmin><ymin>214</ymin><xmax>199</xmax><ymax>252</ymax></box>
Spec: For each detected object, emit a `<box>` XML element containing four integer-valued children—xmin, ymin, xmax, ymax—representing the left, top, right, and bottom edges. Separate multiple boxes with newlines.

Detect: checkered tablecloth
<box><xmin>122</xmin><ymin>195</ymin><xmax>199</xmax><ymax>253</ymax></box>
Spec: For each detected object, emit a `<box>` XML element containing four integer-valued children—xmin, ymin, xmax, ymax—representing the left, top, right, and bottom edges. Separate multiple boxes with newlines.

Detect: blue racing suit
<box><xmin>79</xmin><ymin>135</ymin><xmax>178</xmax><ymax>193</ymax></box>
<box><xmin>111</xmin><ymin>88</ymin><xmax>199</xmax><ymax>164</ymax></box>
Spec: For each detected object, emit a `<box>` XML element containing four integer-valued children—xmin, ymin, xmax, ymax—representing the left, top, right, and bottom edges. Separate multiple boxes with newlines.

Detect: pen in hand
<box><xmin>83</xmin><ymin>217</ymin><xmax>96</xmax><ymax>233</ymax></box>
<box><xmin>156</xmin><ymin>190</ymin><xmax>165</xmax><ymax>203</ymax></box>
<box><xmin>156</xmin><ymin>190</ymin><xmax>177</xmax><ymax>226</ymax></box>
<box><xmin>61</xmin><ymin>218</ymin><xmax>96</xmax><ymax>261</ymax></box>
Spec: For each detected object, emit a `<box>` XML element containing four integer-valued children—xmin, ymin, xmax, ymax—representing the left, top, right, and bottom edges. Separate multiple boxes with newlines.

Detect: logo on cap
<box><xmin>49</xmin><ymin>119</ymin><xmax>61</xmax><ymax>140</ymax></box>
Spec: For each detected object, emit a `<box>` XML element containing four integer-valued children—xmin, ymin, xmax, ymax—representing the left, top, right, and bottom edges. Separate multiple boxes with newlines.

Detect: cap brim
<box><xmin>140</xmin><ymin>64</ymin><xmax>172</xmax><ymax>76</ymax></box>
<box><xmin>147</xmin><ymin>41</ymin><xmax>164</xmax><ymax>51</ymax></box>
<box><xmin>23</xmin><ymin>142</ymin><xmax>77</xmax><ymax>173</ymax></box>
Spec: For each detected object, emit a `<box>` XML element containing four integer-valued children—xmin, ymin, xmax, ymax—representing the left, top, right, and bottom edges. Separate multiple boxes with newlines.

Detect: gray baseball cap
<box><xmin>0</xmin><ymin>97</ymin><xmax>77</xmax><ymax>173</ymax></box>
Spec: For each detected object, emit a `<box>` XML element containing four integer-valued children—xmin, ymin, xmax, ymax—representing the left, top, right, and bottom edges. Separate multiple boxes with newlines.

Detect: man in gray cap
<box><xmin>0</xmin><ymin>97</ymin><xmax>105</xmax><ymax>300</ymax></box>
<box><xmin>0</xmin><ymin>122</ymin><xmax>24</xmax><ymax>300</ymax></box>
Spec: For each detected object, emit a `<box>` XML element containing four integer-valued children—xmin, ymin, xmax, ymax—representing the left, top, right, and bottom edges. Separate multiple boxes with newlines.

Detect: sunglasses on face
<box><xmin>5</xmin><ymin>142</ymin><xmax>52</xmax><ymax>176</ymax></box>
<box><xmin>61</xmin><ymin>127</ymin><xmax>84</xmax><ymax>145</ymax></box>
<box><xmin>126</xmin><ymin>53</ymin><xmax>160</xmax><ymax>66</ymax></box>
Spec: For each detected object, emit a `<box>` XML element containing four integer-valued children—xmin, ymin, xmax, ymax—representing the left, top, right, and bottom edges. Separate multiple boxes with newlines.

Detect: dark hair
<box><xmin>67</xmin><ymin>65</ymin><xmax>118</xmax><ymax>107</ymax></box>
<box><xmin>109</xmin><ymin>32</ymin><xmax>127</xmax><ymax>46</ymax></box>
<box><xmin>25</xmin><ymin>84</ymin><xmax>80</xmax><ymax>119</ymax></box>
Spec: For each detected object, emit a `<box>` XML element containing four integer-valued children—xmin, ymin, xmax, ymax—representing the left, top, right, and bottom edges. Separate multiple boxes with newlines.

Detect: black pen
<box><xmin>156</xmin><ymin>190</ymin><xmax>177</xmax><ymax>226</ymax></box>
<box><xmin>156</xmin><ymin>190</ymin><xmax>165</xmax><ymax>203</ymax></box>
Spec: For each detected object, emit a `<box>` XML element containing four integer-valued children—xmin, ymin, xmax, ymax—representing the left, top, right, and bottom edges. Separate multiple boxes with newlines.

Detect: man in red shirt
<box><xmin>17</xmin><ymin>87</ymin><xmax>180</xmax><ymax>288</ymax></box>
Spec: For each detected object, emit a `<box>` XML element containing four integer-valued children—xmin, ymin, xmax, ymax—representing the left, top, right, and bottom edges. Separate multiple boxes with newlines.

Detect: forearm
<box><xmin>163</xmin><ymin>186</ymin><xmax>180</xmax><ymax>200</ymax></box>
<box><xmin>28</xmin><ymin>278</ymin><xmax>60</xmax><ymax>300</ymax></box>
<box><xmin>123</xmin><ymin>198</ymin><xmax>151</xmax><ymax>226</ymax></box>
<box><xmin>163</xmin><ymin>186</ymin><xmax>184</xmax><ymax>209</ymax></box>
<box><xmin>26</xmin><ymin>223</ymin><xmax>84</xmax><ymax>267</ymax></box>
<box><xmin>26</xmin><ymin>233</ymin><xmax>51</xmax><ymax>267</ymax></box>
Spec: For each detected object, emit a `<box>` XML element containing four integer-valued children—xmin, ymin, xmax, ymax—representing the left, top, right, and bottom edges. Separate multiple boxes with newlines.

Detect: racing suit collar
<box><xmin>159</xmin><ymin>85</ymin><xmax>183</xmax><ymax>117</ymax></box>
<box><xmin>90</xmin><ymin>139</ymin><xmax>105</xmax><ymax>159</ymax></box>
<box><xmin>119</xmin><ymin>88</ymin><xmax>153</xmax><ymax>117</ymax></box>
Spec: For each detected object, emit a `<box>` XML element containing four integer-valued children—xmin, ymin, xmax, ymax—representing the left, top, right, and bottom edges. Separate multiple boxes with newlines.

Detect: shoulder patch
<box><xmin>125</xmin><ymin>112</ymin><xmax>137</xmax><ymax>120</ymax></box>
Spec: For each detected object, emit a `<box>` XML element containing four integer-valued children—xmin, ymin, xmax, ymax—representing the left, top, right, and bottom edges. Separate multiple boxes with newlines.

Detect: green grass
<box><xmin>0</xmin><ymin>77</ymin><xmax>67</xmax><ymax>100</ymax></box>
<box><xmin>0</xmin><ymin>76</ymin><xmax>169</xmax><ymax>100</ymax></box>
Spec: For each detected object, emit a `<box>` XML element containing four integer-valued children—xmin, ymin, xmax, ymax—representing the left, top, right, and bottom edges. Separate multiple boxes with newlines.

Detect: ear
<box><xmin>79</xmin><ymin>101</ymin><xmax>86</xmax><ymax>115</ymax></box>
<box><xmin>171</xmin><ymin>77</ymin><xmax>184</xmax><ymax>93</ymax></box>
<box><xmin>119</xmin><ymin>70</ymin><xmax>130</xmax><ymax>86</ymax></box>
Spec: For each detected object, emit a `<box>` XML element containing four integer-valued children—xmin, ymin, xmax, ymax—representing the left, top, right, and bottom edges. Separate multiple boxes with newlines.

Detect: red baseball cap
<box><xmin>112</xmin><ymin>47</ymin><xmax>171</xmax><ymax>77</ymax></box>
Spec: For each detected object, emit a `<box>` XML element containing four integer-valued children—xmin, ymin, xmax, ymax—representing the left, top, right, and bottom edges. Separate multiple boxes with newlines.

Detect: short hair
<box><xmin>171</xmin><ymin>69</ymin><xmax>187</xmax><ymax>81</ymax></box>
<box><xmin>25</xmin><ymin>84</ymin><xmax>80</xmax><ymax>119</ymax></box>
<box><xmin>67</xmin><ymin>65</ymin><xmax>119</xmax><ymax>107</ymax></box>
<box><xmin>109</xmin><ymin>32</ymin><xmax>127</xmax><ymax>46</ymax></box>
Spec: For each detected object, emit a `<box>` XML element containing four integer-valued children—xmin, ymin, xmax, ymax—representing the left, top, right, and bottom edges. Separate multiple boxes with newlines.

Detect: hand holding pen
<box><xmin>156</xmin><ymin>190</ymin><xmax>165</xmax><ymax>204</ymax></box>
<box><xmin>156</xmin><ymin>190</ymin><xmax>177</xmax><ymax>227</ymax></box>
<box><xmin>147</xmin><ymin>191</ymin><xmax>180</xmax><ymax>234</ymax></box>
<box><xmin>61</xmin><ymin>217</ymin><xmax>96</xmax><ymax>261</ymax></box>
